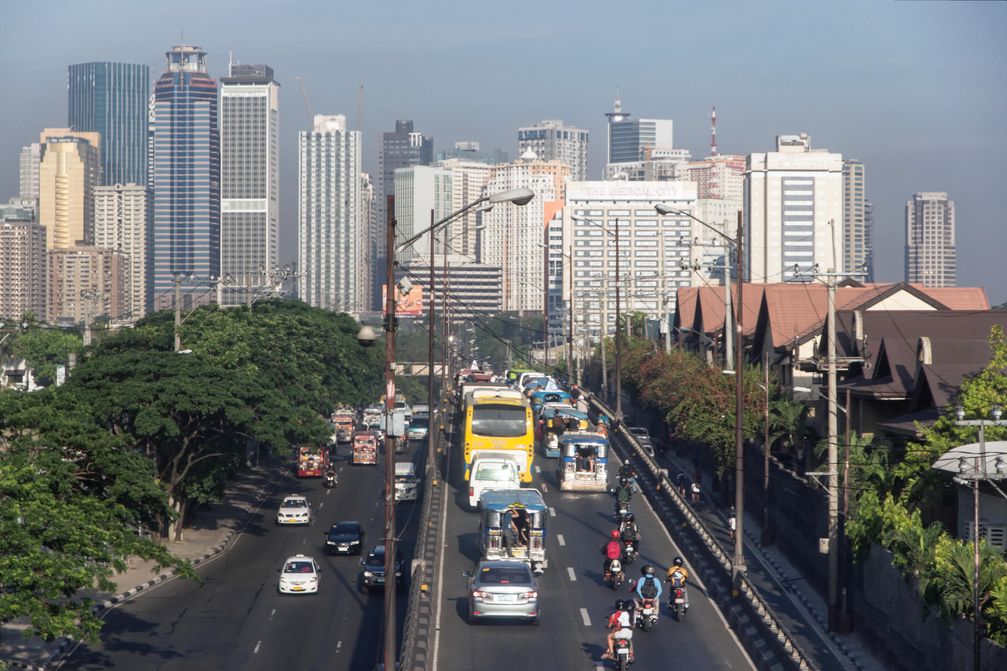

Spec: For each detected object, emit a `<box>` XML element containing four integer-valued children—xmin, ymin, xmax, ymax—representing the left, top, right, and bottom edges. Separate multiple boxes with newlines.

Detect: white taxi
<box><xmin>278</xmin><ymin>554</ymin><xmax>321</xmax><ymax>595</ymax></box>
<box><xmin>276</xmin><ymin>495</ymin><xmax>312</xmax><ymax>526</ymax></box>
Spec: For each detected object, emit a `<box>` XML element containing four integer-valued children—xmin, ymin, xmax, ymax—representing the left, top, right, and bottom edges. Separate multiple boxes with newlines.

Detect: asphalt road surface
<box><xmin>60</xmin><ymin>441</ymin><xmax>424</xmax><ymax>671</ymax></box>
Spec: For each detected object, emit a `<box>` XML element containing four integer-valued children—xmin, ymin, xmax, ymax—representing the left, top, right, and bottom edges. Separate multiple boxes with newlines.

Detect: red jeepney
<box><xmin>352</xmin><ymin>432</ymin><xmax>379</xmax><ymax>465</ymax></box>
<box><xmin>297</xmin><ymin>444</ymin><xmax>328</xmax><ymax>477</ymax></box>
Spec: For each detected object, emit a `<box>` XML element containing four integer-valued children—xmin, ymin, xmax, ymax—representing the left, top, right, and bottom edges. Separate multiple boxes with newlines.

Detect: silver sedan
<box><xmin>465</xmin><ymin>560</ymin><xmax>540</xmax><ymax>624</ymax></box>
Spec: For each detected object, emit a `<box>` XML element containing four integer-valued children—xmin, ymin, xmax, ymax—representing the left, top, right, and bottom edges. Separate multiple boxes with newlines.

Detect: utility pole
<box><xmin>826</xmin><ymin>267</ymin><xmax>840</xmax><ymax>632</ymax></box>
<box><xmin>732</xmin><ymin>210</ymin><xmax>746</xmax><ymax>584</ymax></box>
<box><xmin>614</xmin><ymin>217</ymin><xmax>623</xmax><ymax>422</ymax></box>
<box><xmin>543</xmin><ymin>222</ymin><xmax>550</xmax><ymax>367</ymax></box>
<box><xmin>659</xmin><ymin>216</ymin><xmax>671</xmax><ymax>354</ymax></box>
<box><xmin>762</xmin><ymin>350</ymin><xmax>773</xmax><ymax>545</ymax></box>
<box><xmin>381</xmin><ymin>196</ymin><xmax>398</xmax><ymax>671</ymax></box>
<box><xmin>427</xmin><ymin>210</ymin><xmax>437</xmax><ymax>481</ymax></box>
<box><xmin>80</xmin><ymin>288</ymin><xmax>99</xmax><ymax>346</ymax></box>
<box><xmin>173</xmin><ymin>274</ymin><xmax>183</xmax><ymax>352</ymax></box>
<box><xmin>723</xmin><ymin>240</ymin><xmax>734</xmax><ymax>370</ymax></box>
<box><xmin>600</xmin><ymin>290</ymin><xmax>608</xmax><ymax>398</ymax></box>
<box><xmin>566</xmin><ymin>248</ymin><xmax>573</xmax><ymax>377</ymax></box>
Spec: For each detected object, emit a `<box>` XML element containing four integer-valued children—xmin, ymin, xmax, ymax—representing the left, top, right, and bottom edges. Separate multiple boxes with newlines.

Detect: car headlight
<box><xmin>363</xmin><ymin>571</ymin><xmax>373</xmax><ymax>577</ymax></box>
<box><xmin>349</xmin><ymin>539</ymin><xmax>360</xmax><ymax>544</ymax></box>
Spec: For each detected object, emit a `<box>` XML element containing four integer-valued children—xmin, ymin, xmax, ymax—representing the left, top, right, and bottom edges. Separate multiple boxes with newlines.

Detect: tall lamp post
<box><xmin>658</xmin><ymin>205</ymin><xmax>747</xmax><ymax>584</ymax></box>
<box><xmin>357</xmin><ymin>187</ymin><xmax>534</xmax><ymax>671</ymax></box>
<box><xmin>934</xmin><ymin>406</ymin><xmax>1007</xmax><ymax>671</ymax></box>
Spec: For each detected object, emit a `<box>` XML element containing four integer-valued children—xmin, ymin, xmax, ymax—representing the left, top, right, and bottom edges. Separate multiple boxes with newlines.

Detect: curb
<box><xmin>1</xmin><ymin>466</ymin><xmax>285</xmax><ymax>671</ymax></box>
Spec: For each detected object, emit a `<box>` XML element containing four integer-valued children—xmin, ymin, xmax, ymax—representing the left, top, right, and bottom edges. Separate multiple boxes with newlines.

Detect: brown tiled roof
<box><xmin>693</xmin><ymin>284</ymin><xmax>764</xmax><ymax>337</ymax></box>
<box><xmin>877</xmin><ymin>407</ymin><xmax>942</xmax><ymax>439</ymax></box>
<box><xmin>759</xmin><ymin>283</ymin><xmax>886</xmax><ymax>350</ymax></box>
<box><xmin>674</xmin><ymin>287</ymin><xmax>699</xmax><ymax>331</ymax></box>
<box><xmin>909</xmin><ymin>285</ymin><xmax>990</xmax><ymax>310</ymax></box>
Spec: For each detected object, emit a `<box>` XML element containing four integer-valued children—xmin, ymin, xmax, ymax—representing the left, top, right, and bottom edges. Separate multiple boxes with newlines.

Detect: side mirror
<box><xmin>461</xmin><ymin>570</ymin><xmax>472</xmax><ymax>578</ymax></box>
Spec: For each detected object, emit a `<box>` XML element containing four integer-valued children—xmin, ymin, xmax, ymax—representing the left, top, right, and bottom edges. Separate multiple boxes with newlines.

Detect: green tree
<box><xmin>11</xmin><ymin>327</ymin><xmax>82</xmax><ymax>385</ymax></box>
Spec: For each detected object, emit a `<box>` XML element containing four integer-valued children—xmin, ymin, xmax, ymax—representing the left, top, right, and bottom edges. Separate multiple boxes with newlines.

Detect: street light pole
<box><xmin>381</xmin><ymin>196</ymin><xmax>398</xmax><ymax>671</ymax></box>
<box><xmin>543</xmin><ymin>220</ymin><xmax>550</xmax><ymax>367</ymax></box>
<box><xmin>614</xmin><ymin>217</ymin><xmax>623</xmax><ymax>422</ymax></box>
<box><xmin>732</xmin><ymin>210</ymin><xmax>746</xmax><ymax>583</ymax></box>
<box><xmin>427</xmin><ymin>210</ymin><xmax>437</xmax><ymax>482</ymax></box>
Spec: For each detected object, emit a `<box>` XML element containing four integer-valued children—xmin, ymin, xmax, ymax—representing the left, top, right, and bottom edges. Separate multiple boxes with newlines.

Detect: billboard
<box><xmin>382</xmin><ymin>284</ymin><xmax>423</xmax><ymax>317</ymax></box>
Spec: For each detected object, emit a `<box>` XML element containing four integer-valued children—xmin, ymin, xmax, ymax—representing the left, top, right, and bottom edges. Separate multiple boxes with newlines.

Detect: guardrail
<box><xmin>397</xmin><ymin>402</ymin><xmax>451</xmax><ymax>671</ymax></box>
<box><xmin>589</xmin><ymin>395</ymin><xmax>817</xmax><ymax>671</ymax></box>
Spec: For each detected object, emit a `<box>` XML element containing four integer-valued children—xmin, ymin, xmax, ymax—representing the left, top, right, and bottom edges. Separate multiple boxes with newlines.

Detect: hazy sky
<box><xmin>3</xmin><ymin>1</ymin><xmax>1005</xmax><ymax>303</ymax></box>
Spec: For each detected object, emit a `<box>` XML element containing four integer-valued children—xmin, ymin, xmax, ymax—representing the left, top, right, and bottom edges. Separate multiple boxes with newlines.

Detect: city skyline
<box><xmin>1</xmin><ymin>1</ymin><xmax>1004</xmax><ymax>302</ymax></box>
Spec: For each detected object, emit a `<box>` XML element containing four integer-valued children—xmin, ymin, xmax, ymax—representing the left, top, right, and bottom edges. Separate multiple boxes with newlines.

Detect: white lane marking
<box><xmin>268</xmin><ymin>608</ymin><xmax>276</xmax><ymax>621</ymax></box>
<box><xmin>557</xmin><ymin>533</ymin><xmax>566</xmax><ymax>546</ymax></box>
<box><xmin>326</xmin><ymin>488</ymin><xmax>332</xmax><ymax>496</ymax></box>
<box><xmin>336</xmin><ymin>641</ymin><xmax>343</xmax><ymax>652</ymax></box>
<box><xmin>318</xmin><ymin>502</ymin><xmax>324</xmax><ymax>509</ymax></box>
<box><xmin>431</xmin><ymin>422</ymin><xmax>454</xmax><ymax>670</ymax></box>
<box><xmin>302</xmin><ymin>539</ymin><xmax>306</xmax><ymax>544</ymax></box>
<box><xmin>254</xmin><ymin>641</ymin><xmax>262</xmax><ymax>654</ymax></box>
<box><xmin>534</xmin><ymin>464</ymin><xmax>541</xmax><ymax>474</ymax></box>
<box><xmin>541</xmin><ymin>482</ymin><xmax>549</xmax><ymax>493</ymax></box>
<box><xmin>549</xmin><ymin>507</ymin><xmax>556</xmax><ymax>518</ymax></box>
<box><xmin>580</xmin><ymin>607</ymin><xmax>591</xmax><ymax>627</ymax></box>
<box><xmin>567</xmin><ymin>567</ymin><xmax>577</xmax><ymax>582</ymax></box>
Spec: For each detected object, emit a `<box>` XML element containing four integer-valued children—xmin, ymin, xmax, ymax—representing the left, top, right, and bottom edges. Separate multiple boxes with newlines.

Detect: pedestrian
<box><xmin>728</xmin><ymin>506</ymin><xmax>737</xmax><ymax>541</ymax></box>
<box><xmin>691</xmin><ymin>478</ymin><xmax>701</xmax><ymax>504</ymax></box>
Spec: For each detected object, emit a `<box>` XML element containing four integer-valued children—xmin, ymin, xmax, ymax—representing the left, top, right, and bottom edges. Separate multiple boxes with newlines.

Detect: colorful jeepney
<box><xmin>539</xmin><ymin>405</ymin><xmax>591</xmax><ymax>458</ymax></box>
<box><xmin>557</xmin><ymin>432</ymin><xmax>609</xmax><ymax>492</ymax></box>
<box><xmin>478</xmin><ymin>489</ymin><xmax>548</xmax><ymax>572</ymax></box>
<box><xmin>352</xmin><ymin>431</ymin><xmax>379</xmax><ymax>465</ymax></box>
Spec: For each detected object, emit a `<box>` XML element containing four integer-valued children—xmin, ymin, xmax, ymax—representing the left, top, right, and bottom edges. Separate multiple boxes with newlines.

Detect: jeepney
<box><xmin>477</xmin><ymin>489</ymin><xmax>548</xmax><ymax>572</ymax></box>
<box><xmin>557</xmin><ymin>432</ymin><xmax>609</xmax><ymax>492</ymax></box>
<box><xmin>352</xmin><ymin>431</ymin><xmax>379</xmax><ymax>465</ymax></box>
<box><xmin>539</xmin><ymin>405</ymin><xmax>591</xmax><ymax>458</ymax></box>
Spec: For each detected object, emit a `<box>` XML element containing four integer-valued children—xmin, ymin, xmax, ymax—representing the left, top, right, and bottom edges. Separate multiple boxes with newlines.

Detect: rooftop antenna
<box><xmin>710</xmin><ymin>106</ymin><xmax>718</xmax><ymax>157</ymax></box>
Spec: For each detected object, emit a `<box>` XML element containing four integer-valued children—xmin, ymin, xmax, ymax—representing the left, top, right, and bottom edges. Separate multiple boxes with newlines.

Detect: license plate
<box><xmin>338</xmin><ymin>545</ymin><xmax>349</xmax><ymax>551</ymax></box>
<box><xmin>495</xmin><ymin>594</ymin><xmax>517</xmax><ymax>603</ymax></box>
<box><xmin>675</xmin><ymin>598</ymin><xmax>685</xmax><ymax>604</ymax></box>
<box><xmin>376</xmin><ymin>577</ymin><xmax>385</xmax><ymax>584</ymax></box>
<box><xmin>292</xmin><ymin>586</ymin><xmax>304</xmax><ymax>591</ymax></box>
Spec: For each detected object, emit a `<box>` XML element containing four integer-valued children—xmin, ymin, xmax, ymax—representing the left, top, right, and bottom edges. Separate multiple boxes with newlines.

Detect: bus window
<box><xmin>471</xmin><ymin>404</ymin><xmax>527</xmax><ymax>437</ymax></box>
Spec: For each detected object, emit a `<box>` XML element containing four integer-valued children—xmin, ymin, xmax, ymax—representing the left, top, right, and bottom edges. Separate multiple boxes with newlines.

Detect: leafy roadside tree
<box><xmin>10</xmin><ymin>327</ymin><xmax>82</xmax><ymax>386</ymax></box>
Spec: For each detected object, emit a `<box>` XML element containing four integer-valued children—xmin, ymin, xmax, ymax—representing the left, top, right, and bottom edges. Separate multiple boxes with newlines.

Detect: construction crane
<box><xmin>356</xmin><ymin>84</ymin><xmax>364</xmax><ymax>133</ymax></box>
<box><xmin>295</xmin><ymin>76</ymin><xmax>313</xmax><ymax>119</ymax></box>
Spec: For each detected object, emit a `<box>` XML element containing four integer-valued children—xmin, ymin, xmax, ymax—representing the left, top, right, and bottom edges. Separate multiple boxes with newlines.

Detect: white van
<box><xmin>394</xmin><ymin>462</ymin><xmax>418</xmax><ymax>502</ymax></box>
<box><xmin>468</xmin><ymin>453</ymin><xmax>522</xmax><ymax>509</ymax></box>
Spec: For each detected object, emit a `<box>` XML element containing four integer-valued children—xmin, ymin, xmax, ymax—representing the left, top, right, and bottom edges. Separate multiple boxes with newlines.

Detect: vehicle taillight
<box><xmin>471</xmin><ymin>590</ymin><xmax>489</xmax><ymax>599</ymax></box>
<box><xmin>525</xmin><ymin>590</ymin><xmax>538</xmax><ymax>599</ymax></box>
<box><xmin>469</xmin><ymin>487</ymin><xmax>474</xmax><ymax>497</ymax></box>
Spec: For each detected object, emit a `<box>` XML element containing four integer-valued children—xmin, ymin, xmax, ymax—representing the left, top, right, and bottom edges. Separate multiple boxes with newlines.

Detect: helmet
<box><xmin>611</xmin><ymin>529</ymin><xmax>621</xmax><ymax>539</ymax></box>
<box><xmin>626</xmin><ymin>513</ymin><xmax>635</xmax><ymax>523</ymax></box>
<box><xmin>642</xmin><ymin>564</ymin><xmax>655</xmax><ymax>576</ymax></box>
<box><xmin>614</xmin><ymin>599</ymin><xmax>626</xmax><ymax>611</ymax></box>
<box><xmin>673</xmin><ymin>556</ymin><xmax>684</xmax><ymax>567</ymax></box>
<box><xmin>619</xmin><ymin>477</ymin><xmax>629</xmax><ymax>486</ymax></box>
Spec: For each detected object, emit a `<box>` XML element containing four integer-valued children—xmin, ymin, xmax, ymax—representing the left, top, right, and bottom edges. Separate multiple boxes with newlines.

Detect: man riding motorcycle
<box><xmin>633</xmin><ymin>564</ymin><xmax>663</xmax><ymax>619</ymax></box>
<box><xmin>620</xmin><ymin>513</ymin><xmax>640</xmax><ymax>562</ymax></box>
<box><xmin>601</xmin><ymin>530</ymin><xmax>624</xmax><ymax>578</ymax></box>
<box><xmin>614</xmin><ymin>477</ymin><xmax>633</xmax><ymax>517</ymax></box>
<box><xmin>602</xmin><ymin>599</ymin><xmax>635</xmax><ymax>662</ymax></box>
<box><xmin>665</xmin><ymin>556</ymin><xmax>690</xmax><ymax>612</ymax></box>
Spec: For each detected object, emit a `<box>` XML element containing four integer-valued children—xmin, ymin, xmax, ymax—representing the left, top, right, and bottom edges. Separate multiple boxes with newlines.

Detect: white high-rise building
<box><xmin>438</xmin><ymin>158</ymin><xmax>493</xmax><ymax>260</ymax></box>
<box><xmin>744</xmin><ymin>133</ymin><xmax>843</xmax><ymax>283</ymax></box>
<box><xmin>94</xmin><ymin>183</ymin><xmax>149</xmax><ymax>320</ymax></box>
<box><xmin>604</xmin><ymin>95</ymin><xmax>684</xmax><ymax>180</ymax></box>
<box><xmin>394</xmin><ymin>165</ymin><xmax>453</xmax><ymax>265</ymax></box>
<box><xmin>842</xmin><ymin>159</ymin><xmax>869</xmax><ymax>279</ymax></box>
<box><xmin>19</xmin><ymin>143</ymin><xmax>41</xmax><ymax>201</ymax></box>
<box><xmin>563</xmin><ymin>181</ymin><xmax>698</xmax><ymax>341</ymax></box>
<box><xmin>482</xmin><ymin>152</ymin><xmax>569</xmax><ymax>312</ymax></box>
<box><xmin>905</xmin><ymin>192</ymin><xmax>955</xmax><ymax>288</ymax></box>
<box><xmin>359</xmin><ymin>172</ymin><xmax>376</xmax><ymax>314</ymax></box>
<box><xmin>297</xmin><ymin>115</ymin><xmax>362</xmax><ymax>313</ymax></box>
<box><xmin>219</xmin><ymin>63</ymin><xmax>280</xmax><ymax>306</ymax></box>
<box><xmin>517</xmin><ymin>120</ymin><xmax>589</xmax><ymax>181</ymax></box>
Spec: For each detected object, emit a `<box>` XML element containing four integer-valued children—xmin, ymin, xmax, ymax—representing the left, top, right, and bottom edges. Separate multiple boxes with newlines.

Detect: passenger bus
<box><xmin>463</xmin><ymin>388</ymin><xmax>535</xmax><ymax>483</ymax></box>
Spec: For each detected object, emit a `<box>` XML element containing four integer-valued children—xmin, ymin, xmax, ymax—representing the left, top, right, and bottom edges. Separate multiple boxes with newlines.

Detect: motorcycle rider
<box><xmin>614</xmin><ymin>477</ymin><xmax>633</xmax><ymax>516</ymax></box>
<box><xmin>601</xmin><ymin>530</ymin><xmax>624</xmax><ymax>578</ymax></box>
<box><xmin>620</xmin><ymin>513</ymin><xmax>640</xmax><ymax>545</ymax></box>
<box><xmin>633</xmin><ymin>564</ymin><xmax>663</xmax><ymax>617</ymax></box>
<box><xmin>665</xmin><ymin>556</ymin><xmax>690</xmax><ymax>612</ymax></box>
<box><xmin>602</xmin><ymin>599</ymin><xmax>635</xmax><ymax>662</ymax></box>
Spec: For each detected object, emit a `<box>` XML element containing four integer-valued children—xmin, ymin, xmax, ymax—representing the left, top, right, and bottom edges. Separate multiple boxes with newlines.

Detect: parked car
<box><xmin>322</xmin><ymin>521</ymin><xmax>365</xmax><ymax>555</ymax></box>
<box><xmin>465</xmin><ymin>560</ymin><xmax>540</xmax><ymax>624</ymax></box>
<box><xmin>626</xmin><ymin>426</ymin><xmax>655</xmax><ymax>456</ymax></box>
<box><xmin>275</xmin><ymin>495</ymin><xmax>313</xmax><ymax>526</ymax></box>
<box><xmin>278</xmin><ymin>554</ymin><xmax>321</xmax><ymax>595</ymax></box>
<box><xmin>359</xmin><ymin>545</ymin><xmax>403</xmax><ymax>593</ymax></box>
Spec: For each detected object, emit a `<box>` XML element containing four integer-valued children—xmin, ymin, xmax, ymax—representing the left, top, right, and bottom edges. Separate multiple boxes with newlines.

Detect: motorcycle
<box><xmin>605</xmin><ymin>559</ymin><xmax>625</xmax><ymax>590</ymax></box>
<box><xmin>636</xmin><ymin>598</ymin><xmax>658</xmax><ymax>632</ymax></box>
<box><xmin>614</xmin><ymin>500</ymin><xmax>632</xmax><ymax>524</ymax></box>
<box><xmin>613</xmin><ymin>638</ymin><xmax>633</xmax><ymax>670</ymax></box>
<box><xmin>621</xmin><ymin>539</ymin><xmax>638</xmax><ymax>565</ymax></box>
<box><xmin>323</xmin><ymin>471</ymin><xmax>338</xmax><ymax>488</ymax></box>
<box><xmin>671</xmin><ymin>587</ymin><xmax>687</xmax><ymax>621</ymax></box>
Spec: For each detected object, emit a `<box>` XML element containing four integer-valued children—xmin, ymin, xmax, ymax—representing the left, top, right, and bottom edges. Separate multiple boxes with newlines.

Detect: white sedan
<box><xmin>276</xmin><ymin>495</ymin><xmax>312</xmax><ymax>526</ymax></box>
<box><xmin>278</xmin><ymin>554</ymin><xmax>321</xmax><ymax>595</ymax></box>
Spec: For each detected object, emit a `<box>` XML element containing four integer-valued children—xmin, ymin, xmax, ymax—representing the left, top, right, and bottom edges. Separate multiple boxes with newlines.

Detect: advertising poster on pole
<box><xmin>382</xmin><ymin>284</ymin><xmax>423</xmax><ymax>317</ymax></box>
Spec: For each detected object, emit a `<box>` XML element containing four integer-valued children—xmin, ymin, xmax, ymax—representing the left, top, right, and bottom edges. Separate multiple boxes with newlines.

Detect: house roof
<box><xmin>755</xmin><ymin>283</ymin><xmax>891</xmax><ymax>351</ymax></box>
<box><xmin>877</xmin><ymin>407</ymin><xmax>942</xmax><ymax>439</ymax></box>
<box><xmin>692</xmin><ymin>284</ymin><xmax>764</xmax><ymax>337</ymax></box>
<box><xmin>908</xmin><ymin>285</ymin><xmax>990</xmax><ymax>311</ymax></box>
<box><xmin>673</xmin><ymin>287</ymin><xmax>699</xmax><ymax>331</ymax></box>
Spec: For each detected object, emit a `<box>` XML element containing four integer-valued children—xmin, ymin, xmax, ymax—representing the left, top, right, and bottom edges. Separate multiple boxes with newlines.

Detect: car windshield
<box><xmin>472</xmin><ymin>404</ymin><xmax>527</xmax><ymax>437</ymax></box>
<box><xmin>284</xmin><ymin>561</ymin><xmax>315</xmax><ymax>574</ymax></box>
<box><xmin>282</xmin><ymin>499</ymin><xmax>307</xmax><ymax>508</ymax></box>
<box><xmin>478</xmin><ymin>567</ymin><xmax>532</xmax><ymax>585</ymax></box>
<box><xmin>409</xmin><ymin>417</ymin><xmax>428</xmax><ymax>429</ymax></box>
<box><xmin>475</xmin><ymin>462</ymin><xmax>516</xmax><ymax>481</ymax></box>
<box><xmin>331</xmin><ymin>523</ymin><xmax>358</xmax><ymax>535</ymax></box>
<box><xmin>365</xmin><ymin>552</ymin><xmax>385</xmax><ymax>568</ymax></box>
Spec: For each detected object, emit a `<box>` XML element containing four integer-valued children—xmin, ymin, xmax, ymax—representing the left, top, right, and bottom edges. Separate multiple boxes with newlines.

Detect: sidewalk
<box><xmin>658</xmin><ymin>448</ymin><xmax>890</xmax><ymax>671</ymax></box>
<box><xmin>0</xmin><ymin>460</ymin><xmax>286</xmax><ymax>671</ymax></box>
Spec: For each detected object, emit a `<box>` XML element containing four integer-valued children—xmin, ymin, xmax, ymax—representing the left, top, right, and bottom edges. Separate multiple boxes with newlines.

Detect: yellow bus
<box><xmin>463</xmin><ymin>388</ymin><xmax>535</xmax><ymax>483</ymax></box>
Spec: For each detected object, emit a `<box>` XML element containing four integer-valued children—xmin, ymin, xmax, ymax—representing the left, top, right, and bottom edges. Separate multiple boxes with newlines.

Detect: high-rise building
<box><xmin>359</xmin><ymin>172</ymin><xmax>376</xmax><ymax>314</ymax></box>
<box><xmin>94</xmin><ymin>183</ymin><xmax>149</xmax><ymax>320</ymax></box>
<box><xmin>150</xmin><ymin>46</ymin><xmax>220</xmax><ymax>311</ymax></box>
<box><xmin>863</xmin><ymin>200</ymin><xmax>875</xmax><ymax>282</ymax></box>
<box><xmin>905</xmin><ymin>192</ymin><xmax>956</xmax><ymax>288</ymax></box>
<box><xmin>401</xmin><ymin>255</ymin><xmax>502</xmax><ymax>321</ymax></box>
<box><xmin>605</xmin><ymin>95</ymin><xmax>674</xmax><ymax>164</ymax></box>
<box><xmin>744</xmin><ymin>133</ymin><xmax>843</xmax><ymax>283</ymax></box>
<box><xmin>394</xmin><ymin>165</ymin><xmax>453</xmax><ymax>264</ymax></box>
<box><xmin>68</xmin><ymin>62</ymin><xmax>150</xmax><ymax>186</ymax></box>
<box><xmin>376</xmin><ymin>120</ymin><xmax>433</xmax><ymax>307</ymax></box>
<box><xmin>686</xmin><ymin>155</ymin><xmax>746</xmax><ymax>202</ymax></box>
<box><xmin>219</xmin><ymin>63</ymin><xmax>280</xmax><ymax>307</ymax></box>
<box><xmin>47</xmin><ymin>245</ymin><xmax>126</xmax><ymax>324</ymax></box>
<box><xmin>518</xmin><ymin>120</ymin><xmax>589</xmax><ymax>181</ymax></box>
<box><xmin>38</xmin><ymin>129</ymin><xmax>101</xmax><ymax>249</ymax></box>
<box><xmin>482</xmin><ymin>152</ymin><xmax>569</xmax><ymax>312</ymax></box>
<box><xmin>297</xmin><ymin>115</ymin><xmax>362</xmax><ymax>313</ymax></box>
<box><xmin>0</xmin><ymin>218</ymin><xmax>46</xmax><ymax>320</ymax></box>
<box><xmin>19</xmin><ymin>143</ymin><xmax>41</xmax><ymax>200</ymax></box>
<box><xmin>438</xmin><ymin>158</ymin><xmax>493</xmax><ymax>260</ymax></box>
<box><xmin>687</xmin><ymin>155</ymin><xmax>746</xmax><ymax>284</ymax></box>
<box><xmin>842</xmin><ymin>159</ymin><xmax>870</xmax><ymax>278</ymax></box>
<box><xmin>436</xmin><ymin>141</ymin><xmax>508</xmax><ymax>165</ymax></box>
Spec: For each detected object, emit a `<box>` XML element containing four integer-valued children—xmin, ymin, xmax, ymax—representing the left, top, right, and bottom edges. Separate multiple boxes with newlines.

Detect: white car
<box><xmin>276</xmin><ymin>495</ymin><xmax>313</xmax><ymax>526</ymax></box>
<box><xmin>278</xmin><ymin>554</ymin><xmax>321</xmax><ymax>594</ymax></box>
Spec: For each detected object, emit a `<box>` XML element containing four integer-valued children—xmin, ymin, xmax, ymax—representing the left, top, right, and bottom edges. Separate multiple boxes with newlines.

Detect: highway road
<box><xmin>60</xmin><ymin>441</ymin><xmax>423</xmax><ymax>671</ymax></box>
<box><xmin>433</xmin><ymin>425</ymin><xmax>755</xmax><ymax>671</ymax></box>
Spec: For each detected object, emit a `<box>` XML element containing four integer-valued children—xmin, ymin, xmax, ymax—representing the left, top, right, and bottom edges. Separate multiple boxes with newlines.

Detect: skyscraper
<box><xmin>37</xmin><ymin>129</ymin><xmax>101</xmax><ymax>249</ymax></box>
<box><xmin>150</xmin><ymin>46</ymin><xmax>220</xmax><ymax>311</ymax></box>
<box><xmin>19</xmin><ymin>143</ymin><xmax>41</xmax><ymax>200</ymax></box>
<box><xmin>605</xmin><ymin>96</ymin><xmax>674</xmax><ymax>164</ymax></box>
<box><xmin>744</xmin><ymin>133</ymin><xmax>843</xmax><ymax>283</ymax></box>
<box><xmin>68</xmin><ymin>62</ymin><xmax>150</xmax><ymax>186</ymax></box>
<box><xmin>517</xmin><ymin>120</ymin><xmax>589</xmax><ymax>181</ymax></box>
<box><xmin>359</xmin><ymin>172</ymin><xmax>376</xmax><ymax>313</ymax></box>
<box><xmin>436</xmin><ymin>141</ymin><xmax>508</xmax><ymax>165</ymax></box>
<box><xmin>297</xmin><ymin>115</ymin><xmax>362</xmax><ymax>313</ymax></box>
<box><xmin>94</xmin><ymin>183</ymin><xmax>149</xmax><ymax>320</ymax></box>
<box><xmin>863</xmin><ymin>200</ymin><xmax>875</xmax><ymax>282</ymax></box>
<box><xmin>393</xmin><ymin>165</ymin><xmax>452</xmax><ymax>264</ymax></box>
<box><xmin>47</xmin><ymin>246</ymin><xmax>126</xmax><ymax>324</ymax></box>
<box><xmin>0</xmin><ymin>218</ymin><xmax>46</xmax><ymax>321</ymax></box>
<box><xmin>438</xmin><ymin>158</ymin><xmax>493</xmax><ymax>260</ymax></box>
<box><xmin>376</xmin><ymin>120</ymin><xmax>432</xmax><ymax>307</ymax></box>
<box><xmin>219</xmin><ymin>63</ymin><xmax>280</xmax><ymax>307</ymax></box>
<box><xmin>905</xmin><ymin>192</ymin><xmax>956</xmax><ymax>288</ymax></box>
<box><xmin>842</xmin><ymin>159</ymin><xmax>869</xmax><ymax>277</ymax></box>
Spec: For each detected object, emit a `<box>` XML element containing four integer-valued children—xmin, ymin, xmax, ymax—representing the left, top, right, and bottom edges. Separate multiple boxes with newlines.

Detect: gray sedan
<box><xmin>465</xmin><ymin>560</ymin><xmax>540</xmax><ymax>624</ymax></box>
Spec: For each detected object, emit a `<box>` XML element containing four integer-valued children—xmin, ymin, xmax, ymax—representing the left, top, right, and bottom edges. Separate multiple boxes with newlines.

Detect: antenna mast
<box><xmin>710</xmin><ymin>106</ymin><xmax>718</xmax><ymax>157</ymax></box>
